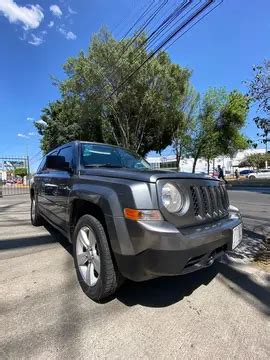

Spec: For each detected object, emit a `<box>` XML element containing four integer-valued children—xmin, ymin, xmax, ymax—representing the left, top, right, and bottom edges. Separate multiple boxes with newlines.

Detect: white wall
<box><xmin>0</xmin><ymin>170</ymin><xmax>7</xmax><ymax>181</ymax></box>
<box><xmin>146</xmin><ymin>149</ymin><xmax>266</xmax><ymax>173</ymax></box>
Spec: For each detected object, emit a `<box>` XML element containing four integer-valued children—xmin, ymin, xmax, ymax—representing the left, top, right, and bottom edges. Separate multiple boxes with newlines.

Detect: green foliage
<box><xmin>247</xmin><ymin>61</ymin><xmax>270</xmax><ymax>148</ymax></box>
<box><xmin>36</xmin><ymin>29</ymin><xmax>191</xmax><ymax>155</ymax></box>
<box><xmin>239</xmin><ymin>153</ymin><xmax>270</xmax><ymax>169</ymax></box>
<box><xmin>14</xmin><ymin>167</ymin><xmax>28</xmax><ymax>177</ymax></box>
<box><xmin>217</xmin><ymin>90</ymin><xmax>250</xmax><ymax>155</ymax></box>
<box><xmin>187</xmin><ymin>88</ymin><xmax>249</xmax><ymax>172</ymax></box>
<box><xmin>254</xmin><ymin>117</ymin><xmax>270</xmax><ymax>147</ymax></box>
<box><xmin>172</xmin><ymin>84</ymin><xmax>199</xmax><ymax>170</ymax></box>
<box><xmin>247</xmin><ymin>60</ymin><xmax>270</xmax><ymax>116</ymax></box>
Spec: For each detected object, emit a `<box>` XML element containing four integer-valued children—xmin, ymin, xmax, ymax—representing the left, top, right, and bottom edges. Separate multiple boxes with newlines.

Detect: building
<box><xmin>146</xmin><ymin>149</ymin><xmax>266</xmax><ymax>173</ymax></box>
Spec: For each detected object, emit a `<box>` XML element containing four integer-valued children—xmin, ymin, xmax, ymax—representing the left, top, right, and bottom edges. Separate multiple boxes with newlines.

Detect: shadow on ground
<box><xmin>226</xmin><ymin>228</ymin><xmax>268</xmax><ymax>263</ymax></box>
<box><xmin>0</xmin><ymin>223</ymin><xmax>72</xmax><ymax>254</ymax></box>
<box><xmin>115</xmin><ymin>265</ymin><xmax>218</xmax><ymax>307</ymax></box>
<box><xmin>2</xmin><ymin>223</ymin><xmax>269</xmax><ymax>313</ymax></box>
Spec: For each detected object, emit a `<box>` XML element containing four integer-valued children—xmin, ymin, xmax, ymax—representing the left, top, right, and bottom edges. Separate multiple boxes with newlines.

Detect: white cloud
<box><xmin>0</xmin><ymin>0</ymin><xmax>44</xmax><ymax>30</ymax></box>
<box><xmin>59</xmin><ymin>26</ymin><xmax>76</xmax><ymax>40</ymax></box>
<box><xmin>48</xmin><ymin>20</ymin><xmax>54</xmax><ymax>28</ymax></box>
<box><xmin>49</xmin><ymin>4</ymin><xmax>62</xmax><ymax>18</ymax></box>
<box><xmin>28</xmin><ymin>132</ymin><xmax>35</xmax><ymax>136</ymax></box>
<box><xmin>17</xmin><ymin>133</ymin><xmax>29</xmax><ymax>139</ymax></box>
<box><xmin>27</xmin><ymin>117</ymin><xmax>34</xmax><ymax>121</ymax></box>
<box><xmin>66</xmin><ymin>31</ymin><xmax>76</xmax><ymax>40</ymax></box>
<box><xmin>28</xmin><ymin>33</ymin><xmax>43</xmax><ymax>46</ymax></box>
<box><xmin>35</xmin><ymin>119</ymin><xmax>47</xmax><ymax>126</ymax></box>
<box><xmin>68</xmin><ymin>6</ymin><xmax>77</xmax><ymax>15</ymax></box>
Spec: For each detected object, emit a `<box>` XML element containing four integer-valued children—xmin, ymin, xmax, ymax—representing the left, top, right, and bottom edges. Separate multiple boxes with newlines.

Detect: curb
<box><xmin>228</xmin><ymin>179</ymin><xmax>270</xmax><ymax>188</ymax></box>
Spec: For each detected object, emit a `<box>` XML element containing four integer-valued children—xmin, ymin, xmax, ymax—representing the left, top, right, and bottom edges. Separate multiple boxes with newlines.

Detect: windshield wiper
<box><xmin>84</xmin><ymin>164</ymin><xmax>123</xmax><ymax>168</ymax></box>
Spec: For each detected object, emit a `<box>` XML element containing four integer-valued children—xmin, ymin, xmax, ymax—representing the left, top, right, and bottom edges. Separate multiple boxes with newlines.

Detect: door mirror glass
<box><xmin>45</xmin><ymin>155</ymin><xmax>71</xmax><ymax>172</ymax></box>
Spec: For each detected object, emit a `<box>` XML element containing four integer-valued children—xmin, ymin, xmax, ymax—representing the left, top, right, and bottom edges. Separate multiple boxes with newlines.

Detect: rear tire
<box><xmin>73</xmin><ymin>214</ymin><xmax>123</xmax><ymax>301</ymax></box>
<box><xmin>249</xmin><ymin>175</ymin><xmax>256</xmax><ymax>180</ymax></box>
<box><xmin>31</xmin><ymin>195</ymin><xmax>44</xmax><ymax>226</ymax></box>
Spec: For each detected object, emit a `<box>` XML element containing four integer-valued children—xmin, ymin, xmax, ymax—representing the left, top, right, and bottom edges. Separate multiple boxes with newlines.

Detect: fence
<box><xmin>0</xmin><ymin>156</ymin><xmax>30</xmax><ymax>197</ymax></box>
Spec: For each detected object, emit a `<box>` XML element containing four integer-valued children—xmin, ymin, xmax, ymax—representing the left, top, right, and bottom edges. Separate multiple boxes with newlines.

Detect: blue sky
<box><xmin>0</xmin><ymin>0</ymin><xmax>269</xmax><ymax>169</ymax></box>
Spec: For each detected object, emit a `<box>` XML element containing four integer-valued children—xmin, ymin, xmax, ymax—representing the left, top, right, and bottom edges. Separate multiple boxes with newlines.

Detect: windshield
<box><xmin>80</xmin><ymin>143</ymin><xmax>151</xmax><ymax>169</ymax></box>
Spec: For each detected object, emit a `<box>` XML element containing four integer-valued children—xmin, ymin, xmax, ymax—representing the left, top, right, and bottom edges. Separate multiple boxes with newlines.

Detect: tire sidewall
<box><xmin>73</xmin><ymin>215</ymin><xmax>110</xmax><ymax>301</ymax></box>
<box><xmin>31</xmin><ymin>195</ymin><xmax>39</xmax><ymax>225</ymax></box>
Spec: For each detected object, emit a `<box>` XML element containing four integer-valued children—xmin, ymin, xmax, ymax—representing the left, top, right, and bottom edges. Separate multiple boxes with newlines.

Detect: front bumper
<box><xmin>114</xmin><ymin>207</ymin><xmax>242</xmax><ymax>281</ymax></box>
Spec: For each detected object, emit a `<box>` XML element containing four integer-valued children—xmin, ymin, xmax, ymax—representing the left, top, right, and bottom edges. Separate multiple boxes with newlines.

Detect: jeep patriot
<box><xmin>31</xmin><ymin>141</ymin><xmax>242</xmax><ymax>300</ymax></box>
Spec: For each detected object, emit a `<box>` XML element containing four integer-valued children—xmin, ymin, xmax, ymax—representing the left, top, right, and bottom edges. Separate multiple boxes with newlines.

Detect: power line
<box><xmin>101</xmin><ymin>0</ymin><xmax>169</xmax><ymax>91</ymax></box>
<box><xmin>111</xmin><ymin>0</ymin><xmax>148</xmax><ymax>38</ymax></box>
<box><xmin>99</xmin><ymin>1</ymin><xmax>190</xmax><ymax>97</ymax></box>
<box><xmin>164</xmin><ymin>0</ymin><xmax>223</xmax><ymax>50</ymax></box>
<box><xmin>121</xmin><ymin>0</ymin><xmax>194</xmax><ymax>70</ymax></box>
<box><xmin>109</xmin><ymin>0</ymin><xmax>222</xmax><ymax>98</ymax></box>
<box><xmin>29</xmin><ymin>150</ymin><xmax>43</xmax><ymax>163</ymax></box>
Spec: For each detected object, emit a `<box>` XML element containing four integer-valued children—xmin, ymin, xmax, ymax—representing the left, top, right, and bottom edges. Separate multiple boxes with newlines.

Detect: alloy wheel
<box><xmin>76</xmin><ymin>226</ymin><xmax>100</xmax><ymax>287</ymax></box>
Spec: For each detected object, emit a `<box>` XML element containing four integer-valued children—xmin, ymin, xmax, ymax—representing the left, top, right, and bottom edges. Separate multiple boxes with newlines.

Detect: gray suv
<box><xmin>31</xmin><ymin>141</ymin><xmax>242</xmax><ymax>301</ymax></box>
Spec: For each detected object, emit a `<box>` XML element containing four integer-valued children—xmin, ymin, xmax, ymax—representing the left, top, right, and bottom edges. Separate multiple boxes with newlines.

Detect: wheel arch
<box><xmin>30</xmin><ymin>186</ymin><xmax>34</xmax><ymax>199</ymax></box>
<box><xmin>69</xmin><ymin>198</ymin><xmax>107</xmax><ymax>240</ymax></box>
<box><xmin>68</xmin><ymin>187</ymin><xmax>126</xmax><ymax>252</ymax></box>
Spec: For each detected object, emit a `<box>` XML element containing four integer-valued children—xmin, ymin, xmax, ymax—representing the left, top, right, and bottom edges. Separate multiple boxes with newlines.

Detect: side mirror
<box><xmin>46</xmin><ymin>155</ymin><xmax>72</xmax><ymax>172</ymax></box>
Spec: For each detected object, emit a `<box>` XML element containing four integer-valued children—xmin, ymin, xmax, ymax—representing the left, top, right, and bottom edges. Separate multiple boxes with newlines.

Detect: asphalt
<box><xmin>0</xmin><ymin>192</ymin><xmax>269</xmax><ymax>360</ymax></box>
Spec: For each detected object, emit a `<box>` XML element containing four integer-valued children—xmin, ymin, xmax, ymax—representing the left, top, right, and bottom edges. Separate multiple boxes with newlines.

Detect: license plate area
<box><xmin>232</xmin><ymin>224</ymin><xmax>243</xmax><ymax>249</ymax></box>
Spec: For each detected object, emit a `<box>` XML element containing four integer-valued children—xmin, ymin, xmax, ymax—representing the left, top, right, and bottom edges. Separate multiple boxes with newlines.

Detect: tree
<box><xmin>188</xmin><ymin>88</ymin><xmax>249</xmax><ymax>173</ymax></box>
<box><xmin>36</xmin><ymin>29</ymin><xmax>191</xmax><ymax>155</ymax></box>
<box><xmin>254</xmin><ymin>117</ymin><xmax>270</xmax><ymax>152</ymax></box>
<box><xmin>239</xmin><ymin>153</ymin><xmax>270</xmax><ymax>169</ymax></box>
<box><xmin>187</xmin><ymin>88</ymin><xmax>227</xmax><ymax>173</ymax></box>
<box><xmin>247</xmin><ymin>61</ymin><xmax>270</xmax><ymax>151</ymax></box>
<box><xmin>217</xmin><ymin>90</ymin><xmax>250</xmax><ymax>155</ymax></box>
<box><xmin>35</xmin><ymin>97</ymin><xmax>102</xmax><ymax>153</ymax></box>
<box><xmin>14</xmin><ymin>167</ymin><xmax>28</xmax><ymax>177</ymax></box>
<box><xmin>248</xmin><ymin>61</ymin><xmax>270</xmax><ymax>115</ymax></box>
<box><xmin>172</xmin><ymin>85</ymin><xmax>199</xmax><ymax>171</ymax></box>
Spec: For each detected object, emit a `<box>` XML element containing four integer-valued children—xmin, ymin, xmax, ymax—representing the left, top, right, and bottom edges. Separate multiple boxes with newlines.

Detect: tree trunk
<box><xmin>192</xmin><ymin>156</ymin><xmax>198</xmax><ymax>173</ymax></box>
<box><xmin>192</xmin><ymin>145</ymin><xmax>202</xmax><ymax>173</ymax></box>
<box><xmin>207</xmin><ymin>158</ymin><xmax>210</xmax><ymax>174</ymax></box>
<box><xmin>176</xmin><ymin>147</ymin><xmax>182</xmax><ymax>172</ymax></box>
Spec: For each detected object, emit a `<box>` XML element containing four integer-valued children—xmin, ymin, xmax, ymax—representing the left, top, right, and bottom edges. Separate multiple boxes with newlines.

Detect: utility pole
<box><xmin>25</xmin><ymin>142</ymin><xmax>31</xmax><ymax>187</ymax></box>
<box><xmin>27</xmin><ymin>155</ymin><xmax>30</xmax><ymax>185</ymax></box>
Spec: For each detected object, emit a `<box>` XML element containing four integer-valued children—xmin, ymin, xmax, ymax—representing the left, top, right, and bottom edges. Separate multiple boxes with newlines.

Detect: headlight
<box><xmin>161</xmin><ymin>182</ymin><xmax>185</xmax><ymax>213</ymax></box>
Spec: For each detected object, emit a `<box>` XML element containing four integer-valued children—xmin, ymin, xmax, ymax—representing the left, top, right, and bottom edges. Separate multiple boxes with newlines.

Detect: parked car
<box><xmin>239</xmin><ymin>169</ymin><xmax>254</xmax><ymax>177</ymax></box>
<box><xmin>6</xmin><ymin>180</ymin><xmax>14</xmax><ymax>185</ymax></box>
<box><xmin>30</xmin><ymin>141</ymin><xmax>242</xmax><ymax>301</ymax></box>
<box><xmin>248</xmin><ymin>169</ymin><xmax>270</xmax><ymax>179</ymax></box>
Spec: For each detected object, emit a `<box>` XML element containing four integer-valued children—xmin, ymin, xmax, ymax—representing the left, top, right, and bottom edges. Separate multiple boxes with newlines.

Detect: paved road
<box><xmin>0</xmin><ymin>192</ymin><xmax>269</xmax><ymax>360</ymax></box>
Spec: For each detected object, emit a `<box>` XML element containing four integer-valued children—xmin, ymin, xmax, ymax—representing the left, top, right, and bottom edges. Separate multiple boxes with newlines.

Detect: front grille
<box><xmin>190</xmin><ymin>184</ymin><xmax>229</xmax><ymax>219</ymax></box>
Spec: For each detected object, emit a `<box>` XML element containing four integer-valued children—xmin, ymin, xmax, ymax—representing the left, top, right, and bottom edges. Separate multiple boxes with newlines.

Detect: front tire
<box><xmin>73</xmin><ymin>214</ymin><xmax>122</xmax><ymax>301</ymax></box>
<box><xmin>249</xmin><ymin>175</ymin><xmax>256</xmax><ymax>180</ymax></box>
<box><xmin>31</xmin><ymin>195</ymin><xmax>44</xmax><ymax>226</ymax></box>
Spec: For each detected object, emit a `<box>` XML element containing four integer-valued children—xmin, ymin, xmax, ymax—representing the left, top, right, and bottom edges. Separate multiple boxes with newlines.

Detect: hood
<box><xmin>80</xmin><ymin>168</ymin><xmax>218</xmax><ymax>183</ymax></box>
